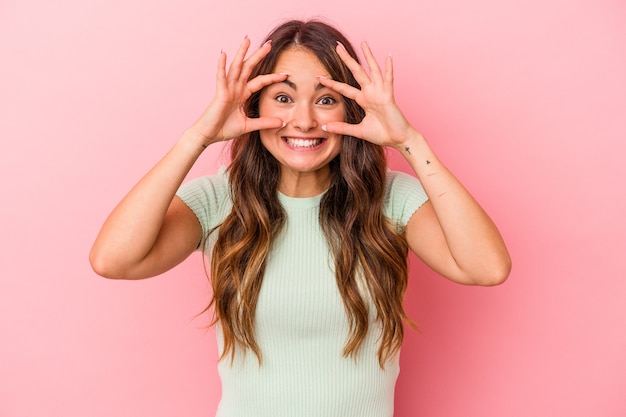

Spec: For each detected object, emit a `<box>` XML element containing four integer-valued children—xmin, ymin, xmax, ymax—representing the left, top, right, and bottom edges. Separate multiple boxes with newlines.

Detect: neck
<box><xmin>278</xmin><ymin>168</ymin><xmax>330</xmax><ymax>197</ymax></box>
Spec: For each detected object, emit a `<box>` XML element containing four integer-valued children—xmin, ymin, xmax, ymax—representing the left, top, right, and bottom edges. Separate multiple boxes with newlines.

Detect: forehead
<box><xmin>272</xmin><ymin>47</ymin><xmax>331</xmax><ymax>78</ymax></box>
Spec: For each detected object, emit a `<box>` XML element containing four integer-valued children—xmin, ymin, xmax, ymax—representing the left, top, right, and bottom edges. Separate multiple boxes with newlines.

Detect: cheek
<box><xmin>259</xmin><ymin>124</ymin><xmax>276</xmax><ymax>143</ymax></box>
<box><xmin>258</xmin><ymin>97</ymin><xmax>270</xmax><ymax>117</ymax></box>
<box><xmin>259</xmin><ymin>102</ymin><xmax>288</xmax><ymax>119</ymax></box>
<box><xmin>257</xmin><ymin>92</ymin><xmax>276</xmax><ymax>117</ymax></box>
<box><xmin>327</xmin><ymin>105</ymin><xmax>346</xmax><ymax>122</ymax></box>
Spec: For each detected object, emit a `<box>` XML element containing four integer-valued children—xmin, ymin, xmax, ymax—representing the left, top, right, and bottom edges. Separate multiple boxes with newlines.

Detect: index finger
<box><xmin>316</xmin><ymin>76</ymin><xmax>361</xmax><ymax>101</ymax></box>
<box><xmin>247</xmin><ymin>72</ymin><xmax>289</xmax><ymax>95</ymax></box>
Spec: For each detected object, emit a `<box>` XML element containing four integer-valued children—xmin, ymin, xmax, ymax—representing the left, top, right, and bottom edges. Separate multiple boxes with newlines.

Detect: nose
<box><xmin>290</xmin><ymin>103</ymin><xmax>317</xmax><ymax>132</ymax></box>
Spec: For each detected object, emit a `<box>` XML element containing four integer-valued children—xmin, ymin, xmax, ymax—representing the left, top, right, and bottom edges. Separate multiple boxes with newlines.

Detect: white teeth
<box><xmin>286</xmin><ymin>138</ymin><xmax>323</xmax><ymax>148</ymax></box>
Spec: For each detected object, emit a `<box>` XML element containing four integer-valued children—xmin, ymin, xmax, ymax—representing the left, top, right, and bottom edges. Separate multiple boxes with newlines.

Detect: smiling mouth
<box><xmin>284</xmin><ymin>137</ymin><xmax>324</xmax><ymax>148</ymax></box>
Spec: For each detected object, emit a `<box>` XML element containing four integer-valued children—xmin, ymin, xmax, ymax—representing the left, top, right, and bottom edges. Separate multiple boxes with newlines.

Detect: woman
<box><xmin>90</xmin><ymin>19</ymin><xmax>511</xmax><ymax>417</ymax></box>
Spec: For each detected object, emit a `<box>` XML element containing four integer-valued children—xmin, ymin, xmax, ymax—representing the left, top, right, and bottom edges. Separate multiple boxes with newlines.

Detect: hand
<box><xmin>318</xmin><ymin>42</ymin><xmax>417</xmax><ymax>150</ymax></box>
<box><xmin>189</xmin><ymin>37</ymin><xmax>288</xmax><ymax>146</ymax></box>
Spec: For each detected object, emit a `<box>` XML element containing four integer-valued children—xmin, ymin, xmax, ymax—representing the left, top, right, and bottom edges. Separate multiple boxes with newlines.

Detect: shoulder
<box><xmin>385</xmin><ymin>169</ymin><xmax>422</xmax><ymax>189</ymax></box>
<box><xmin>177</xmin><ymin>167</ymin><xmax>231</xmax><ymax>205</ymax></box>
<box><xmin>175</xmin><ymin>167</ymin><xmax>233</xmax><ymax>235</ymax></box>
<box><xmin>384</xmin><ymin>169</ymin><xmax>429</xmax><ymax>228</ymax></box>
<box><xmin>384</xmin><ymin>169</ymin><xmax>427</xmax><ymax>202</ymax></box>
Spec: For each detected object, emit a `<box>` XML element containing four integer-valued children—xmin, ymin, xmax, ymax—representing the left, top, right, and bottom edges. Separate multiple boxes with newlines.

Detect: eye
<box><xmin>317</xmin><ymin>96</ymin><xmax>337</xmax><ymax>106</ymax></box>
<box><xmin>275</xmin><ymin>94</ymin><xmax>292</xmax><ymax>104</ymax></box>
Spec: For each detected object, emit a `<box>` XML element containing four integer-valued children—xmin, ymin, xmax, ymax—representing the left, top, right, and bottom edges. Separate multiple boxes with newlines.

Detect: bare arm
<box><xmin>89</xmin><ymin>38</ymin><xmax>288</xmax><ymax>279</ymax></box>
<box><xmin>399</xmin><ymin>132</ymin><xmax>511</xmax><ymax>285</ymax></box>
<box><xmin>320</xmin><ymin>41</ymin><xmax>511</xmax><ymax>285</ymax></box>
<box><xmin>89</xmin><ymin>135</ymin><xmax>205</xmax><ymax>279</ymax></box>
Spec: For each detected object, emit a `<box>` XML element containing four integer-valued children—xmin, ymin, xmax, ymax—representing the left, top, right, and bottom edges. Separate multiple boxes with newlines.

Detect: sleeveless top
<box><xmin>176</xmin><ymin>169</ymin><xmax>428</xmax><ymax>417</ymax></box>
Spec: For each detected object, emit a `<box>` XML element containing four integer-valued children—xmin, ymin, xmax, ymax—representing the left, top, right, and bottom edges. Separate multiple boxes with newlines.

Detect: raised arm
<box><xmin>89</xmin><ymin>135</ymin><xmax>204</xmax><ymax>280</ymax></box>
<box><xmin>319</xmin><ymin>41</ymin><xmax>511</xmax><ymax>285</ymax></box>
<box><xmin>89</xmin><ymin>37</ymin><xmax>288</xmax><ymax>279</ymax></box>
<box><xmin>395</xmin><ymin>132</ymin><xmax>511</xmax><ymax>286</ymax></box>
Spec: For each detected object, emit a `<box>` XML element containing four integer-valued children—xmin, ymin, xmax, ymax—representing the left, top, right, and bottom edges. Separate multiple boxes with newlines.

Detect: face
<box><xmin>258</xmin><ymin>47</ymin><xmax>345</xmax><ymax>193</ymax></box>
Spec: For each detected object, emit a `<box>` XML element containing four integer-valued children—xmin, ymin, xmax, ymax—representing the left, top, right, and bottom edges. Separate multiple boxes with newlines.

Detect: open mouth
<box><xmin>284</xmin><ymin>137</ymin><xmax>324</xmax><ymax>149</ymax></box>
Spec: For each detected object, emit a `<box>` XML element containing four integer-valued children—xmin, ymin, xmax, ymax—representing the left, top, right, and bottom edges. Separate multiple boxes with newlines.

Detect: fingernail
<box><xmin>281</xmin><ymin>121</ymin><xmax>287</xmax><ymax>128</ymax></box>
<box><xmin>262</xmin><ymin>40</ymin><xmax>272</xmax><ymax>47</ymax></box>
<box><xmin>321</xmin><ymin>125</ymin><xmax>327</xmax><ymax>132</ymax></box>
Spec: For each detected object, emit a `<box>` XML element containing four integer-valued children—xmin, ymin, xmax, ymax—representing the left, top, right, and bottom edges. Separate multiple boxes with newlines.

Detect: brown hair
<box><xmin>207</xmin><ymin>19</ymin><xmax>411</xmax><ymax>368</ymax></box>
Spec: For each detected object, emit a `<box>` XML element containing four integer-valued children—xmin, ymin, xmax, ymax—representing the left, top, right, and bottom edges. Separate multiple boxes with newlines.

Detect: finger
<box><xmin>215</xmin><ymin>50</ymin><xmax>228</xmax><ymax>92</ymax></box>
<box><xmin>336</xmin><ymin>41</ymin><xmax>371</xmax><ymax>87</ymax></box>
<box><xmin>361</xmin><ymin>42</ymin><xmax>383</xmax><ymax>84</ymax></box>
<box><xmin>322</xmin><ymin>121</ymin><xmax>364</xmax><ymax>139</ymax></box>
<box><xmin>384</xmin><ymin>54</ymin><xmax>394</xmax><ymax>94</ymax></box>
<box><xmin>239</xmin><ymin>40</ymin><xmax>273</xmax><ymax>83</ymax></box>
<box><xmin>246</xmin><ymin>117</ymin><xmax>285</xmax><ymax>133</ymax></box>
<box><xmin>385</xmin><ymin>54</ymin><xmax>393</xmax><ymax>85</ymax></box>
<box><xmin>227</xmin><ymin>36</ymin><xmax>251</xmax><ymax>83</ymax></box>
<box><xmin>247</xmin><ymin>72</ymin><xmax>289</xmax><ymax>94</ymax></box>
<box><xmin>316</xmin><ymin>76</ymin><xmax>361</xmax><ymax>101</ymax></box>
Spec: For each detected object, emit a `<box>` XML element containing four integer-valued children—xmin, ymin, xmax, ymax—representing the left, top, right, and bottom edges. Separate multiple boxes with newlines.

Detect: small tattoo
<box><xmin>404</xmin><ymin>147</ymin><xmax>411</xmax><ymax>155</ymax></box>
<box><xmin>426</xmin><ymin>160</ymin><xmax>431</xmax><ymax>165</ymax></box>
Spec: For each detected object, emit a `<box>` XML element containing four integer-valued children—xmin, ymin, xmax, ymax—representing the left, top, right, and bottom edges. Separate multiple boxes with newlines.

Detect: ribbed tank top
<box><xmin>176</xmin><ymin>169</ymin><xmax>427</xmax><ymax>417</ymax></box>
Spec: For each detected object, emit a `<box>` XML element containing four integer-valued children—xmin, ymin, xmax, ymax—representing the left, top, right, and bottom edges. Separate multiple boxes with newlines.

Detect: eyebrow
<box><xmin>281</xmin><ymin>79</ymin><xmax>326</xmax><ymax>91</ymax></box>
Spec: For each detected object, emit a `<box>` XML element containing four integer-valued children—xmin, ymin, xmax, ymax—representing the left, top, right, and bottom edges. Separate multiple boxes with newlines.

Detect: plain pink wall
<box><xmin>1</xmin><ymin>0</ymin><xmax>625</xmax><ymax>416</ymax></box>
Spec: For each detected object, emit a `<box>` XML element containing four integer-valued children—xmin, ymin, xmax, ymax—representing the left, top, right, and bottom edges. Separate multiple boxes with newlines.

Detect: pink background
<box><xmin>1</xmin><ymin>0</ymin><xmax>625</xmax><ymax>416</ymax></box>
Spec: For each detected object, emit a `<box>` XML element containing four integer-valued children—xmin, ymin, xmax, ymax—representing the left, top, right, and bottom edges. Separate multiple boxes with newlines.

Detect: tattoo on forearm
<box><xmin>404</xmin><ymin>147</ymin><xmax>411</xmax><ymax>155</ymax></box>
<box><xmin>426</xmin><ymin>160</ymin><xmax>431</xmax><ymax>165</ymax></box>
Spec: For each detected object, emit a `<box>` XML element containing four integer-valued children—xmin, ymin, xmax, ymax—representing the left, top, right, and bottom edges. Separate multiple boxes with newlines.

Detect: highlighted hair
<box><xmin>206</xmin><ymin>20</ymin><xmax>411</xmax><ymax>368</ymax></box>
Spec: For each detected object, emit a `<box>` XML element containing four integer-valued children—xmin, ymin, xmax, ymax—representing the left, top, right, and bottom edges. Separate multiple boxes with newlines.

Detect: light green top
<box><xmin>177</xmin><ymin>169</ymin><xmax>428</xmax><ymax>417</ymax></box>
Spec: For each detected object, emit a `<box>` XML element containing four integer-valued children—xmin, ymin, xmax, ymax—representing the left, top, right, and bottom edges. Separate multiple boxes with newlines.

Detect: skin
<box><xmin>258</xmin><ymin>47</ymin><xmax>345</xmax><ymax>197</ymax></box>
<box><xmin>320</xmin><ymin>42</ymin><xmax>511</xmax><ymax>285</ymax></box>
<box><xmin>90</xmin><ymin>36</ymin><xmax>511</xmax><ymax>286</ymax></box>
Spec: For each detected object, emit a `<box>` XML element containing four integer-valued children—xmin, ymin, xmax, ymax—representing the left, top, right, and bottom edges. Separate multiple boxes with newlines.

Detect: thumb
<box><xmin>247</xmin><ymin>117</ymin><xmax>286</xmax><ymax>132</ymax></box>
<box><xmin>322</xmin><ymin>121</ymin><xmax>363</xmax><ymax>139</ymax></box>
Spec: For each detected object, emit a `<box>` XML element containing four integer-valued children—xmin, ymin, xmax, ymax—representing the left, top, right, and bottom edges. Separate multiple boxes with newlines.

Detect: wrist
<box><xmin>181</xmin><ymin>127</ymin><xmax>215</xmax><ymax>150</ymax></box>
<box><xmin>177</xmin><ymin>128</ymin><xmax>214</xmax><ymax>155</ymax></box>
<box><xmin>393</xmin><ymin>128</ymin><xmax>427</xmax><ymax>154</ymax></box>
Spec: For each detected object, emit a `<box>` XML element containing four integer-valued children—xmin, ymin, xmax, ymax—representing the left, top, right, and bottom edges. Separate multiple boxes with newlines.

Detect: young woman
<box><xmin>90</xmin><ymin>19</ymin><xmax>511</xmax><ymax>417</ymax></box>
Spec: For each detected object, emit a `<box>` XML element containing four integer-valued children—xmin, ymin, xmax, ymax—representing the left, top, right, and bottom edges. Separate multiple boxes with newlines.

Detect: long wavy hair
<box><xmin>207</xmin><ymin>19</ymin><xmax>411</xmax><ymax>368</ymax></box>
